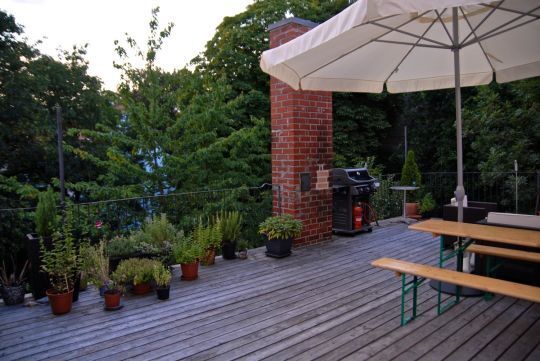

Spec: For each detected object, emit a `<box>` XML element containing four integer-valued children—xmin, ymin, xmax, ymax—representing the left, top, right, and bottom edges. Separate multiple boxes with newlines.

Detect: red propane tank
<box><xmin>353</xmin><ymin>205</ymin><xmax>363</xmax><ymax>230</ymax></box>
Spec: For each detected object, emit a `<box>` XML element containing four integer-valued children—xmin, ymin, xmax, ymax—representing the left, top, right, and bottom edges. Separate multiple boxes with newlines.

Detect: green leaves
<box><xmin>259</xmin><ymin>214</ymin><xmax>303</xmax><ymax>240</ymax></box>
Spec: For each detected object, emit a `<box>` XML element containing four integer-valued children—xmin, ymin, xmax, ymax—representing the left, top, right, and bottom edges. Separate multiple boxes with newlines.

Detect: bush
<box><xmin>35</xmin><ymin>187</ymin><xmax>59</xmax><ymax>237</ymax></box>
<box><xmin>112</xmin><ymin>258</ymin><xmax>161</xmax><ymax>286</ymax></box>
<box><xmin>152</xmin><ymin>264</ymin><xmax>171</xmax><ymax>287</ymax></box>
<box><xmin>259</xmin><ymin>214</ymin><xmax>303</xmax><ymax>240</ymax></box>
<box><xmin>419</xmin><ymin>192</ymin><xmax>436</xmax><ymax>214</ymax></box>
<box><xmin>401</xmin><ymin>150</ymin><xmax>422</xmax><ymax>187</ymax></box>
<box><xmin>172</xmin><ymin>235</ymin><xmax>202</xmax><ymax>264</ymax></box>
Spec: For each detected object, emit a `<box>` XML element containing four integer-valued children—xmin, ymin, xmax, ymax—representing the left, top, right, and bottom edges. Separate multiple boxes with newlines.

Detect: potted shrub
<box><xmin>401</xmin><ymin>150</ymin><xmax>422</xmax><ymax>217</ymax></box>
<box><xmin>0</xmin><ymin>258</ymin><xmax>29</xmax><ymax>306</ymax></box>
<box><xmin>26</xmin><ymin>187</ymin><xmax>59</xmax><ymax>300</ymax></box>
<box><xmin>172</xmin><ymin>236</ymin><xmax>202</xmax><ymax>281</ymax></box>
<box><xmin>419</xmin><ymin>192</ymin><xmax>436</xmax><ymax>218</ymax></box>
<box><xmin>112</xmin><ymin>258</ymin><xmax>160</xmax><ymax>295</ymax></box>
<box><xmin>259</xmin><ymin>214</ymin><xmax>303</xmax><ymax>258</ymax></box>
<box><xmin>80</xmin><ymin>240</ymin><xmax>110</xmax><ymax>296</ymax></box>
<box><xmin>40</xmin><ymin>218</ymin><xmax>79</xmax><ymax>315</ymax></box>
<box><xmin>153</xmin><ymin>264</ymin><xmax>171</xmax><ymax>300</ymax></box>
<box><xmin>196</xmin><ymin>221</ymin><xmax>222</xmax><ymax>266</ymax></box>
<box><xmin>237</xmin><ymin>240</ymin><xmax>248</xmax><ymax>260</ymax></box>
<box><xmin>102</xmin><ymin>277</ymin><xmax>123</xmax><ymax>310</ymax></box>
<box><xmin>219</xmin><ymin>211</ymin><xmax>243</xmax><ymax>260</ymax></box>
<box><xmin>106</xmin><ymin>214</ymin><xmax>178</xmax><ymax>271</ymax></box>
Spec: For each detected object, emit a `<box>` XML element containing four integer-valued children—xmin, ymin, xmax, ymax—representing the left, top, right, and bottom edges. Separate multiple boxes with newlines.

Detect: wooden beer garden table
<box><xmin>409</xmin><ymin>219</ymin><xmax>540</xmax><ymax>297</ymax></box>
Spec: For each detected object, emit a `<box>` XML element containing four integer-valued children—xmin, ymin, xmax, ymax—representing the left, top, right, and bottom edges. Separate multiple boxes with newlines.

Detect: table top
<box><xmin>409</xmin><ymin>219</ymin><xmax>540</xmax><ymax>248</ymax></box>
<box><xmin>390</xmin><ymin>186</ymin><xmax>419</xmax><ymax>191</ymax></box>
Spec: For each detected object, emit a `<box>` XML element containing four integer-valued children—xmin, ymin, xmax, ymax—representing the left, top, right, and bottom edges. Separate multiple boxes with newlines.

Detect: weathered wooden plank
<box><xmin>386</xmin><ymin>297</ymin><xmax>523</xmax><ymax>361</ymax></box>
<box><xmin>304</xmin><ymin>293</ymin><xmax>483</xmax><ymax>361</ymax></box>
<box><xmin>497</xmin><ymin>317</ymin><xmax>540</xmax><ymax>361</ymax></box>
<box><xmin>443</xmin><ymin>300</ymin><xmax>534</xmax><ymax>361</ymax></box>
<box><xmin>474</xmin><ymin>304</ymin><xmax>540</xmax><ymax>361</ymax></box>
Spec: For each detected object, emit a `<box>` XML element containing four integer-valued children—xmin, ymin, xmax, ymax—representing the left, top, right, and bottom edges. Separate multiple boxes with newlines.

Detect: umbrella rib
<box><xmin>384</xmin><ymin>12</ymin><xmax>441</xmax><ymax>83</ymax></box>
<box><xmin>370</xmin><ymin>22</ymin><xmax>450</xmax><ymax>48</ymax></box>
<box><xmin>481</xmin><ymin>2</ymin><xmax>540</xmax><ymax>19</ymax></box>
<box><xmin>373</xmin><ymin>40</ymin><xmax>448</xmax><ymax>49</ymax></box>
<box><xmin>459</xmin><ymin>7</ymin><xmax>495</xmax><ymax>72</ymax></box>
<box><xmin>460</xmin><ymin>0</ymin><xmax>504</xmax><ymax>46</ymax></box>
<box><xmin>299</xmin><ymin>11</ymin><xmax>432</xmax><ymax>82</ymax></box>
<box><xmin>435</xmin><ymin>9</ymin><xmax>454</xmax><ymax>44</ymax></box>
<box><xmin>463</xmin><ymin>5</ymin><xmax>540</xmax><ymax>47</ymax></box>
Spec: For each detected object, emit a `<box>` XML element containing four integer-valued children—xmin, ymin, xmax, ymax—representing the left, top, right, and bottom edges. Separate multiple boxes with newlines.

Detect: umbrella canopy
<box><xmin>260</xmin><ymin>0</ymin><xmax>540</xmax><ymax>221</ymax></box>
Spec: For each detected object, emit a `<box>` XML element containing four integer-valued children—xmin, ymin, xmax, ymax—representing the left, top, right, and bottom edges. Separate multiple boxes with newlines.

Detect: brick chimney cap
<box><xmin>268</xmin><ymin>17</ymin><xmax>319</xmax><ymax>32</ymax></box>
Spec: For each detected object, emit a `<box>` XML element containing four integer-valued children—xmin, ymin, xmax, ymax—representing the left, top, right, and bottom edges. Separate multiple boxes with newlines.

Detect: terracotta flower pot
<box><xmin>405</xmin><ymin>202</ymin><xmax>421</xmax><ymax>219</ymax></box>
<box><xmin>46</xmin><ymin>288</ymin><xmax>74</xmax><ymax>315</ymax></box>
<box><xmin>201</xmin><ymin>248</ymin><xmax>215</xmax><ymax>266</ymax></box>
<box><xmin>180</xmin><ymin>261</ymin><xmax>199</xmax><ymax>281</ymax></box>
<box><xmin>104</xmin><ymin>290</ymin><xmax>121</xmax><ymax>308</ymax></box>
<box><xmin>132</xmin><ymin>282</ymin><xmax>151</xmax><ymax>295</ymax></box>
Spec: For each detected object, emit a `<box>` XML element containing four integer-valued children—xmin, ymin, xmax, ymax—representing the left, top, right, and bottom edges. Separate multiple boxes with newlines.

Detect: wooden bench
<box><xmin>371</xmin><ymin>257</ymin><xmax>540</xmax><ymax>325</ymax></box>
<box><xmin>466</xmin><ymin>244</ymin><xmax>540</xmax><ymax>263</ymax></box>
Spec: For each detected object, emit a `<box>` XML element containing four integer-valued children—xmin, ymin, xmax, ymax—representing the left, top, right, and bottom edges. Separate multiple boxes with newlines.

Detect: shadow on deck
<box><xmin>0</xmin><ymin>221</ymin><xmax>539</xmax><ymax>360</ymax></box>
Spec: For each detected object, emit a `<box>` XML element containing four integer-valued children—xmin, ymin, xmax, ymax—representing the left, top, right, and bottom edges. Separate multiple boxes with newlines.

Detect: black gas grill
<box><xmin>332</xmin><ymin>168</ymin><xmax>379</xmax><ymax>235</ymax></box>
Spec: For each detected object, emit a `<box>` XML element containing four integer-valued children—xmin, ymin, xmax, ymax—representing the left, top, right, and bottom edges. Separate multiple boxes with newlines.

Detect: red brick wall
<box><xmin>269</xmin><ymin>19</ymin><xmax>333</xmax><ymax>246</ymax></box>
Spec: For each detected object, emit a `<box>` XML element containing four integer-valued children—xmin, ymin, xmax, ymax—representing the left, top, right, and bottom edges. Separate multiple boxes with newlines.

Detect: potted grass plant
<box><xmin>259</xmin><ymin>214</ymin><xmax>303</xmax><ymax>258</ymax></box>
<box><xmin>219</xmin><ymin>211</ymin><xmax>243</xmax><ymax>260</ymax></box>
<box><xmin>172</xmin><ymin>235</ymin><xmax>202</xmax><ymax>281</ymax></box>
<box><xmin>0</xmin><ymin>258</ymin><xmax>29</xmax><ymax>306</ymax></box>
<box><xmin>153</xmin><ymin>264</ymin><xmax>171</xmax><ymax>300</ymax></box>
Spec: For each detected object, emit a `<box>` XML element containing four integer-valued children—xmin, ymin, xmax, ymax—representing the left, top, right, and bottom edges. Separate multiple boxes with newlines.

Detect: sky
<box><xmin>2</xmin><ymin>0</ymin><xmax>254</xmax><ymax>90</ymax></box>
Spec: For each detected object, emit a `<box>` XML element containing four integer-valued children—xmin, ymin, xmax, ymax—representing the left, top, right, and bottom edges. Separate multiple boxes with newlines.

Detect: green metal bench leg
<box><xmin>401</xmin><ymin>274</ymin><xmax>423</xmax><ymax>326</ymax></box>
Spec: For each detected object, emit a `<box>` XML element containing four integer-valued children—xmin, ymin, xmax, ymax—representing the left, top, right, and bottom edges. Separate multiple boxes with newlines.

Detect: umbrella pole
<box><xmin>453</xmin><ymin>7</ymin><xmax>465</xmax><ymax>223</ymax></box>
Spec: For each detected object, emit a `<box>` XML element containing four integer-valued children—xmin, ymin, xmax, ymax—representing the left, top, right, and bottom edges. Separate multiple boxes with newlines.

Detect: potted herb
<box><xmin>80</xmin><ymin>240</ymin><xmax>110</xmax><ymax>296</ymax></box>
<box><xmin>237</xmin><ymin>240</ymin><xmax>248</xmax><ymax>260</ymax></box>
<box><xmin>259</xmin><ymin>214</ymin><xmax>303</xmax><ymax>258</ymax></box>
<box><xmin>112</xmin><ymin>258</ymin><xmax>160</xmax><ymax>295</ymax></box>
<box><xmin>219</xmin><ymin>211</ymin><xmax>243</xmax><ymax>260</ymax></box>
<box><xmin>195</xmin><ymin>220</ymin><xmax>222</xmax><ymax>266</ymax></box>
<box><xmin>26</xmin><ymin>187</ymin><xmax>59</xmax><ymax>300</ymax></box>
<box><xmin>40</xmin><ymin>218</ymin><xmax>79</xmax><ymax>315</ymax></box>
<box><xmin>172</xmin><ymin>236</ymin><xmax>202</xmax><ymax>281</ymax></box>
<box><xmin>153</xmin><ymin>264</ymin><xmax>171</xmax><ymax>300</ymax></box>
<box><xmin>103</xmin><ymin>279</ymin><xmax>123</xmax><ymax>310</ymax></box>
<box><xmin>419</xmin><ymin>192</ymin><xmax>436</xmax><ymax>218</ymax></box>
<box><xmin>0</xmin><ymin>258</ymin><xmax>29</xmax><ymax>306</ymax></box>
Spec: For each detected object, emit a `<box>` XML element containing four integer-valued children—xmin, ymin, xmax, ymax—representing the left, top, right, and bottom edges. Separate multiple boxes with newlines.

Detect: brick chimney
<box><xmin>268</xmin><ymin>18</ymin><xmax>333</xmax><ymax>246</ymax></box>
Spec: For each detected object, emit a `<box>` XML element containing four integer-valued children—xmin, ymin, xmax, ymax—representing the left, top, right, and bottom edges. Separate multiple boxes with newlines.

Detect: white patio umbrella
<box><xmin>260</xmin><ymin>0</ymin><xmax>540</xmax><ymax>222</ymax></box>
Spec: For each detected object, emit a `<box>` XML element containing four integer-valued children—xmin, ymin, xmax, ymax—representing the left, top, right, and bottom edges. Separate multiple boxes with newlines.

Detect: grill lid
<box><xmin>333</xmin><ymin>168</ymin><xmax>376</xmax><ymax>186</ymax></box>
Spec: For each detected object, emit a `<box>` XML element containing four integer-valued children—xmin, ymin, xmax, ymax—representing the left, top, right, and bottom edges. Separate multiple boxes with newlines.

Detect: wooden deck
<box><xmin>1</xmin><ymin>222</ymin><xmax>539</xmax><ymax>360</ymax></box>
